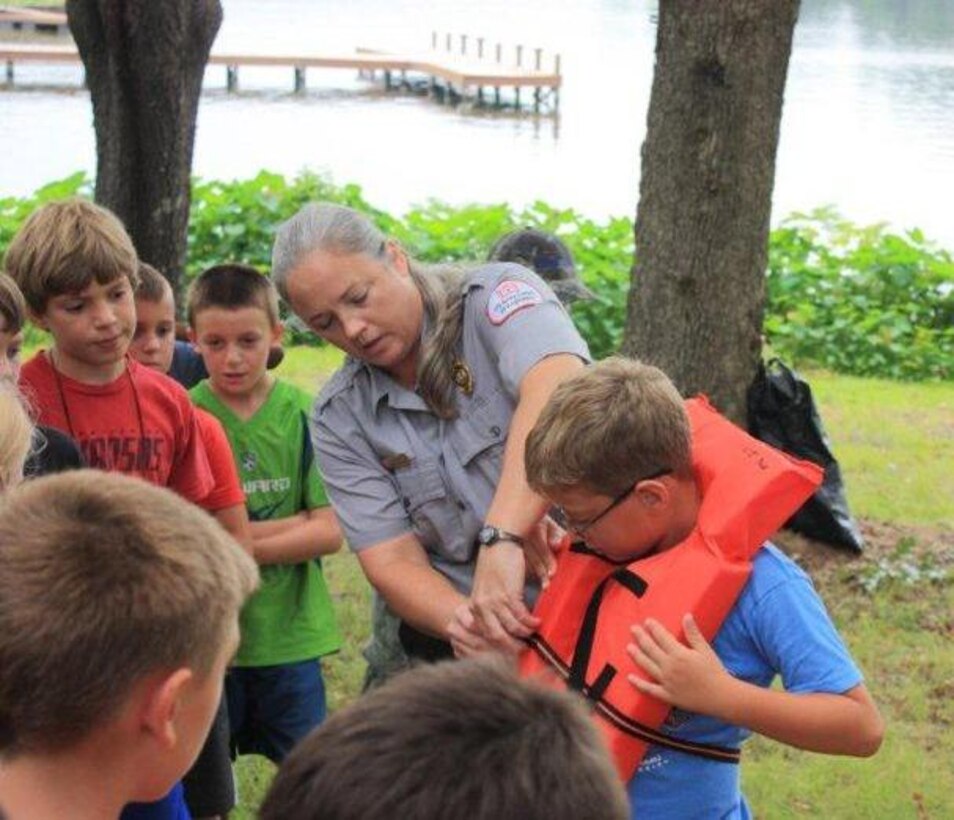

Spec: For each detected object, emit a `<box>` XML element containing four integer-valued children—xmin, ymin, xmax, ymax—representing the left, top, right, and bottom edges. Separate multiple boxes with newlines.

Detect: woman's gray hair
<box><xmin>271</xmin><ymin>202</ymin><xmax>468</xmax><ymax>419</ymax></box>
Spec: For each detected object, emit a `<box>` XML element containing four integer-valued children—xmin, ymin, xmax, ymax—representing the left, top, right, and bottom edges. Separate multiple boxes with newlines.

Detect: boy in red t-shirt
<box><xmin>5</xmin><ymin>198</ymin><xmax>215</xmax><ymax>820</ymax></box>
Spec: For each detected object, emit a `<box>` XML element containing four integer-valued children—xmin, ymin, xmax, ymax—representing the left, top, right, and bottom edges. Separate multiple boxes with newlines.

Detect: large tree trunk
<box><xmin>66</xmin><ymin>0</ymin><xmax>222</xmax><ymax>292</ymax></box>
<box><xmin>621</xmin><ymin>0</ymin><xmax>799</xmax><ymax>424</ymax></box>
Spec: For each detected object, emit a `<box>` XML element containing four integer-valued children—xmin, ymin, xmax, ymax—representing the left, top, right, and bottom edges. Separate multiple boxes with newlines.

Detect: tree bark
<box><xmin>621</xmin><ymin>0</ymin><xmax>800</xmax><ymax>424</ymax></box>
<box><xmin>66</xmin><ymin>0</ymin><xmax>222</xmax><ymax>292</ymax></box>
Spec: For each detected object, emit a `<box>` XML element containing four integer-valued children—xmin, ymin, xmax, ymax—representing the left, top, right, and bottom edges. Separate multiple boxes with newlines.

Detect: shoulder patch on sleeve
<box><xmin>486</xmin><ymin>279</ymin><xmax>543</xmax><ymax>325</ymax></box>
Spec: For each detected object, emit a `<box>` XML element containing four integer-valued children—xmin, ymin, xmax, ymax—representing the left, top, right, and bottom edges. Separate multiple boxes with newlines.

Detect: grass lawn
<box><xmin>226</xmin><ymin>348</ymin><xmax>954</xmax><ymax>817</ymax></box>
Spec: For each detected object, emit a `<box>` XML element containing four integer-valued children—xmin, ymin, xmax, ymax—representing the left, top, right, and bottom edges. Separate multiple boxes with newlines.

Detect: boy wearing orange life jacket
<box><xmin>522</xmin><ymin>357</ymin><xmax>884</xmax><ymax>819</ymax></box>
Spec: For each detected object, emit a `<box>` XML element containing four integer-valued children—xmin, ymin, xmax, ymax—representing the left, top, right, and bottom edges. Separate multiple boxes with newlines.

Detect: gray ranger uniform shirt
<box><xmin>312</xmin><ymin>262</ymin><xmax>591</xmax><ymax>594</ymax></box>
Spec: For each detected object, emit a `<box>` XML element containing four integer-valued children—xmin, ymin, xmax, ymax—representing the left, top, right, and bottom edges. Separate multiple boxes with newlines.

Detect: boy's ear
<box><xmin>635</xmin><ymin>477</ymin><xmax>669</xmax><ymax>508</ymax></box>
<box><xmin>139</xmin><ymin>667</ymin><xmax>194</xmax><ymax>749</ymax></box>
<box><xmin>270</xmin><ymin>321</ymin><xmax>284</xmax><ymax>345</ymax></box>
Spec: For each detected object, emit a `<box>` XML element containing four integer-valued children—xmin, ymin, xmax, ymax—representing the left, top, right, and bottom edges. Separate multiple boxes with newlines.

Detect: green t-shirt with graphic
<box><xmin>191</xmin><ymin>378</ymin><xmax>341</xmax><ymax>666</ymax></box>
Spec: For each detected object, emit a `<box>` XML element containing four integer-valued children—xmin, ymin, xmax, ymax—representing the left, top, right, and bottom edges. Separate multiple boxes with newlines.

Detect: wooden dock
<box><xmin>0</xmin><ymin>32</ymin><xmax>561</xmax><ymax>112</ymax></box>
<box><xmin>0</xmin><ymin>6</ymin><xmax>68</xmax><ymax>33</ymax></box>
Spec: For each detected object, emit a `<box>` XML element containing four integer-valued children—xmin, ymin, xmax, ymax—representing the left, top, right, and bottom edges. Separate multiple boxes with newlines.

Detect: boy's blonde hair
<box><xmin>135</xmin><ymin>262</ymin><xmax>174</xmax><ymax>304</ymax></box>
<box><xmin>187</xmin><ymin>264</ymin><xmax>280</xmax><ymax>328</ymax></box>
<box><xmin>3</xmin><ymin>198</ymin><xmax>139</xmax><ymax>314</ymax></box>
<box><xmin>0</xmin><ymin>273</ymin><xmax>27</xmax><ymax>334</ymax></box>
<box><xmin>0</xmin><ymin>470</ymin><xmax>259</xmax><ymax>756</ymax></box>
<box><xmin>526</xmin><ymin>357</ymin><xmax>691</xmax><ymax>497</ymax></box>
<box><xmin>0</xmin><ymin>385</ymin><xmax>32</xmax><ymax>490</ymax></box>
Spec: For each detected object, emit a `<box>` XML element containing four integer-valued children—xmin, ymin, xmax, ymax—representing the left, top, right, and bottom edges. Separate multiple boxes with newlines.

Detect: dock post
<box><xmin>515</xmin><ymin>87</ymin><xmax>521</xmax><ymax>109</ymax></box>
<box><xmin>477</xmin><ymin>86</ymin><xmax>484</xmax><ymax>106</ymax></box>
<box><xmin>494</xmin><ymin>87</ymin><xmax>501</xmax><ymax>106</ymax></box>
<box><xmin>445</xmin><ymin>33</ymin><xmax>452</xmax><ymax>52</ymax></box>
<box><xmin>477</xmin><ymin>37</ymin><xmax>484</xmax><ymax>59</ymax></box>
<box><xmin>534</xmin><ymin>48</ymin><xmax>542</xmax><ymax>70</ymax></box>
<box><xmin>460</xmin><ymin>34</ymin><xmax>467</xmax><ymax>55</ymax></box>
<box><xmin>384</xmin><ymin>70</ymin><xmax>392</xmax><ymax>90</ymax></box>
<box><xmin>226</xmin><ymin>65</ymin><xmax>238</xmax><ymax>92</ymax></box>
<box><xmin>431</xmin><ymin>31</ymin><xmax>438</xmax><ymax>50</ymax></box>
<box><xmin>294</xmin><ymin>66</ymin><xmax>306</xmax><ymax>93</ymax></box>
<box><xmin>516</xmin><ymin>45</ymin><xmax>523</xmax><ymax>66</ymax></box>
<box><xmin>533</xmin><ymin>87</ymin><xmax>541</xmax><ymax>112</ymax></box>
<box><xmin>5</xmin><ymin>60</ymin><xmax>12</xmax><ymax>84</ymax></box>
<box><xmin>495</xmin><ymin>43</ymin><xmax>502</xmax><ymax>63</ymax></box>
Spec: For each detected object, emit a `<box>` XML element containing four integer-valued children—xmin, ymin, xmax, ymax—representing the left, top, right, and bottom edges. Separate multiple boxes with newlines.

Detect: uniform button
<box><xmin>402</xmin><ymin>497</ymin><xmax>411</xmax><ymax>510</ymax></box>
<box><xmin>490</xmin><ymin>425</ymin><xmax>501</xmax><ymax>437</ymax></box>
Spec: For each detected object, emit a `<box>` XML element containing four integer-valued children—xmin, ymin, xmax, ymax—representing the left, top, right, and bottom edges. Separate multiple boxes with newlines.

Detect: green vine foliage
<box><xmin>1</xmin><ymin>174</ymin><xmax>951</xmax><ymax>379</ymax></box>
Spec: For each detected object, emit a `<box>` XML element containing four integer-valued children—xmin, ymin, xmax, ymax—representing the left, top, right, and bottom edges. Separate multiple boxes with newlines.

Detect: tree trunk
<box><xmin>621</xmin><ymin>0</ymin><xmax>800</xmax><ymax>424</ymax></box>
<box><xmin>66</xmin><ymin>0</ymin><xmax>222</xmax><ymax>293</ymax></box>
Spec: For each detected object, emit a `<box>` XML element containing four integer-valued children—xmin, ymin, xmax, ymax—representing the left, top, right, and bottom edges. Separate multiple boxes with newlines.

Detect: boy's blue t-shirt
<box><xmin>627</xmin><ymin>545</ymin><xmax>862</xmax><ymax>819</ymax></box>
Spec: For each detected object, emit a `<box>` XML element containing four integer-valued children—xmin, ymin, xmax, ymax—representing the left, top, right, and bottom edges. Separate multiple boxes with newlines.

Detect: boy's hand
<box><xmin>626</xmin><ymin>614</ymin><xmax>735</xmax><ymax>714</ymax></box>
<box><xmin>524</xmin><ymin>515</ymin><xmax>565</xmax><ymax>586</ymax></box>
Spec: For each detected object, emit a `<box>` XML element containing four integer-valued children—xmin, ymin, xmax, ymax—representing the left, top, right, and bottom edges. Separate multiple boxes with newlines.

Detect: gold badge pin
<box><xmin>452</xmin><ymin>358</ymin><xmax>475</xmax><ymax>396</ymax></box>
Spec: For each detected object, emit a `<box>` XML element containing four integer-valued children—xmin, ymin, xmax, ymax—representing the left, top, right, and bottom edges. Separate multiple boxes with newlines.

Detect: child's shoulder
<box><xmin>268</xmin><ymin>377</ymin><xmax>312</xmax><ymax>413</ymax></box>
<box><xmin>745</xmin><ymin>543</ymin><xmax>815</xmax><ymax>606</ymax></box>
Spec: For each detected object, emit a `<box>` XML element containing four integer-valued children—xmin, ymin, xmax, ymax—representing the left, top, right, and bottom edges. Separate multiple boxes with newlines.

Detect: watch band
<box><xmin>477</xmin><ymin>526</ymin><xmax>525</xmax><ymax>548</ymax></box>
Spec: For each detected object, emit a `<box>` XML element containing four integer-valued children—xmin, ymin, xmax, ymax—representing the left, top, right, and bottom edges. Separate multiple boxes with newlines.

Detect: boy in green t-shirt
<box><xmin>187</xmin><ymin>263</ymin><xmax>342</xmax><ymax>764</ymax></box>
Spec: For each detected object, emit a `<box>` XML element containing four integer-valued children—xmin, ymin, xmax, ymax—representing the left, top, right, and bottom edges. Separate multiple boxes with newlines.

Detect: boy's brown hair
<box><xmin>259</xmin><ymin>657</ymin><xmax>629</xmax><ymax>820</ymax></box>
<box><xmin>3</xmin><ymin>198</ymin><xmax>139</xmax><ymax>314</ymax></box>
<box><xmin>526</xmin><ymin>356</ymin><xmax>691</xmax><ymax>497</ymax></box>
<box><xmin>135</xmin><ymin>262</ymin><xmax>173</xmax><ymax>304</ymax></box>
<box><xmin>0</xmin><ymin>273</ymin><xmax>27</xmax><ymax>334</ymax></box>
<box><xmin>187</xmin><ymin>264</ymin><xmax>280</xmax><ymax>327</ymax></box>
<box><xmin>0</xmin><ymin>470</ymin><xmax>258</xmax><ymax>757</ymax></box>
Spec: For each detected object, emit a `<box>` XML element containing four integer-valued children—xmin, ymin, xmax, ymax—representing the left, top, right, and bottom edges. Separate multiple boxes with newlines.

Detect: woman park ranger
<box><xmin>271</xmin><ymin>203</ymin><xmax>589</xmax><ymax>663</ymax></box>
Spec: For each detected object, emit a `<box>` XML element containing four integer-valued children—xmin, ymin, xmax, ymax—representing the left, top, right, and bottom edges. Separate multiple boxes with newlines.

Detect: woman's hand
<box><xmin>470</xmin><ymin>543</ymin><xmax>541</xmax><ymax>645</ymax></box>
<box><xmin>625</xmin><ymin>614</ymin><xmax>734</xmax><ymax>713</ymax></box>
<box><xmin>447</xmin><ymin>601</ymin><xmax>523</xmax><ymax>658</ymax></box>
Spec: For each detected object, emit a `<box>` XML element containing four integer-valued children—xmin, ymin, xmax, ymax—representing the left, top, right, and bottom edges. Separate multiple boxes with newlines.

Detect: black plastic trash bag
<box><xmin>747</xmin><ymin>358</ymin><xmax>864</xmax><ymax>552</ymax></box>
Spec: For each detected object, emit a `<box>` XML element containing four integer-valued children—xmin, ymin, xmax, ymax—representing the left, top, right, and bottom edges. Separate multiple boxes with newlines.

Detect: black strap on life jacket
<box><xmin>529</xmin><ymin>553</ymin><xmax>742</xmax><ymax>765</ymax></box>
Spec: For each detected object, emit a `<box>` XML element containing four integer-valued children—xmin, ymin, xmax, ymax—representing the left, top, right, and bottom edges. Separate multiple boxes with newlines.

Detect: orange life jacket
<box><xmin>518</xmin><ymin>396</ymin><xmax>823</xmax><ymax>781</ymax></box>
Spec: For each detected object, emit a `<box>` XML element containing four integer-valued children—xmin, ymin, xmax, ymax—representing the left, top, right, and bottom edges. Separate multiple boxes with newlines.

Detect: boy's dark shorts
<box><xmin>182</xmin><ymin>694</ymin><xmax>234</xmax><ymax>817</ymax></box>
<box><xmin>226</xmin><ymin>658</ymin><xmax>326</xmax><ymax>764</ymax></box>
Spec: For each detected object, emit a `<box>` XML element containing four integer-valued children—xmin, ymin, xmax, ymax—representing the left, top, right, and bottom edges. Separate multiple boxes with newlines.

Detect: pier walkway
<box><xmin>0</xmin><ymin>32</ymin><xmax>561</xmax><ymax>112</ymax></box>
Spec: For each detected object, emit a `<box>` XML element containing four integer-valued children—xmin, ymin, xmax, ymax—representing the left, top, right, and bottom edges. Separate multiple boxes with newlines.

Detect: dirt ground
<box><xmin>774</xmin><ymin>518</ymin><xmax>954</xmax><ymax>591</ymax></box>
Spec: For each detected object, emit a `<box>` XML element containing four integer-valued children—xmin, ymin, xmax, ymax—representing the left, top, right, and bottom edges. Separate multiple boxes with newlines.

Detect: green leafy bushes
<box><xmin>766</xmin><ymin>208</ymin><xmax>953</xmax><ymax>381</ymax></box>
<box><xmin>2</xmin><ymin>173</ymin><xmax>951</xmax><ymax>379</ymax></box>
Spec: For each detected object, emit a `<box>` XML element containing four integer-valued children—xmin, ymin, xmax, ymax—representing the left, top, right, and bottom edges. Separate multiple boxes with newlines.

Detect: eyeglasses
<box><xmin>557</xmin><ymin>467</ymin><xmax>671</xmax><ymax>536</ymax></box>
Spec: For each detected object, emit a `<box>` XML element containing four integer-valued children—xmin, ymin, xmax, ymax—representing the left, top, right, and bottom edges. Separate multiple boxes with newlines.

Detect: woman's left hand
<box><xmin>470</xmin><ymin>543</ymin><xmax>541</xmax><ymax>645</ymax></box>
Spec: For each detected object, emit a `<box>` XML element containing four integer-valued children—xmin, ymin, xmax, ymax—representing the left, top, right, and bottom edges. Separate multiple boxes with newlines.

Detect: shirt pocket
<box><xmin>392</xmin><ymin>458</ymin><xmax>469</xmax><ymax>563</ymax></box>
<box><xmin>454</xmin><ymin>388</ymin><xmax>510</xmax><ymax>482</ymax></box>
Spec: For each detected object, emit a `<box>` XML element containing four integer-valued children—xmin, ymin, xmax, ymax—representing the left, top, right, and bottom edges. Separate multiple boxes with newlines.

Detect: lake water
<box><xmin>2</xmin><ymin>0</ymin><xmax>954</xmax><ymax>248</ymax></box>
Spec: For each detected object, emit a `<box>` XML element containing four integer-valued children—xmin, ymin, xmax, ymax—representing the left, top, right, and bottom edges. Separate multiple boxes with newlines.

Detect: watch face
<box><xmin>477</xmin><ymin>526</ymin><xmax>499</xmax><ymax>546</ymax></box>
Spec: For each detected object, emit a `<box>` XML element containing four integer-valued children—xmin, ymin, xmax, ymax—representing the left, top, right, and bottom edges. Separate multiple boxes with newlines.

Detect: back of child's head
<box><xmin>526</xmin><ymin>356</ymin><xmax>691</xmax><ymax>497</ymax></box>
<box><xmin>3</xmin><ymin>198</ymin><xmax>139</xmax><ymax>314</ymax></box>
<box><xmin>187</xmin><ymin>263</ymin><xmax>279</xmax><ymax>327</ymax></box>
<box><xmin>135</xmin><ymin>261</ymin><xmax>173</xmax><ymax>305</ymax></box>
<box><xmin>0</xmin><ymin>385</ymin><xmax>32</xmax><ymax>490</ymax></box>
<box><xmin>0</xmin><ymin>272</ymin><xmax>27</xmax><ymax>335</ymax></box>
<box><xmin>259</xmin><ymin>657</ymin><xmax>629</xmax><ymax>820</ymax></box>
<box><xmin>0</xmin><ymin>470</ymin><xmax>258</xmax><ymax>757</ymax></box>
